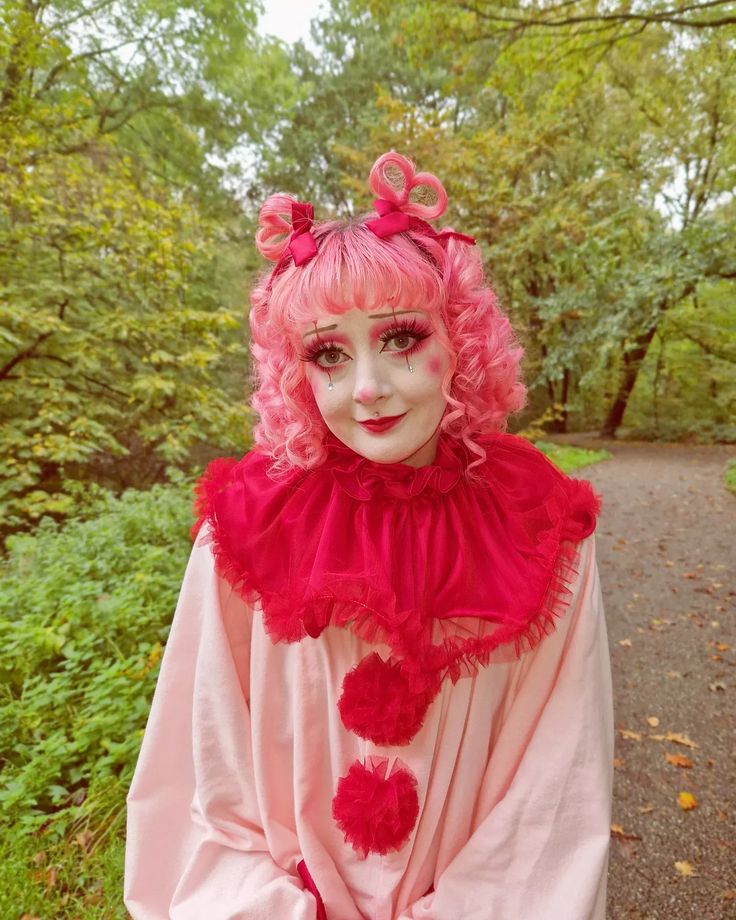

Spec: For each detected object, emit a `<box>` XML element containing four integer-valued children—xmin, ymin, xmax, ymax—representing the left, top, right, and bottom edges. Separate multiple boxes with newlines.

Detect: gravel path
<box><xmin>561</xmin><ymin>437</ymin><xmax>736</xmax><ymax>920</ymax></box>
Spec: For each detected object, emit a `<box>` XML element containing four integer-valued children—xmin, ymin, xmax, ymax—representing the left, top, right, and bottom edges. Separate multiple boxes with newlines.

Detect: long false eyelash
<box><xmin>298</xmin><ymin>339</ymin><xmax>344</xmax><ymax>364</ymax></box>
<box><xmin>377</xmin><ymin>317</ymin><xmax>432</xmax><ymax>351</ymax></box>
<box><xmin>298</xmin><ymin>318</ymin><xmax>433</xmax><ymax>366</ymax></box>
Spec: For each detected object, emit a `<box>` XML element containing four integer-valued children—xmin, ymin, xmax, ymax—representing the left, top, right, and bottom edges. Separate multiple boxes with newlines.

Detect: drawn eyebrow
<box><xmin>302</xmin><ymin>324</ymin><xmax>337</xmax><ymax>339</ymax></box>
<box><xmin>301</xmin><ymin>311</ymin><xmax>420</xmax><ymax>340</ymax></box>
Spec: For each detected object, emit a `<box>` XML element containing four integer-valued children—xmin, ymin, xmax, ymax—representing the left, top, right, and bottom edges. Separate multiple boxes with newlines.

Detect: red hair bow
<box><xmin>288</xmin><ymin>201</ymin><xmax>318</xmax><ymax>266</ymax></box>
<box><xmin>366</xmin><ymin>198</ymin><xmax>476</xmax><ymax>247</ymax></box>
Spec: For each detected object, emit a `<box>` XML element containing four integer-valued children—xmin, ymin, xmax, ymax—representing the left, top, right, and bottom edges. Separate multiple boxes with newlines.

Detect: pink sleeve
<box><xmin>124</xmin><ymin>526</ymin><xmax>315</xmax><ymax>920</ymax></box>
<box><xmin>397</xmin><ymin>536</ymin><xmax>613</xmax><ymax>920</ymax></box>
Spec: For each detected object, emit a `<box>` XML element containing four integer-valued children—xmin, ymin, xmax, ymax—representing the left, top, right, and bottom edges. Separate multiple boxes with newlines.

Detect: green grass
<box><xmin>535</xmin><ymin>440</ymin><xmax>612</xmax><ymax>474</ymax></box>
<box><xmin>0</xmin><ymin>829</ymin><xmax>128</xmax><ymax>919</ymax></box>
<box><xmin>725</xmin><ymin>459</ymin><xmax>736</xmax><ymax>495</ymax></box>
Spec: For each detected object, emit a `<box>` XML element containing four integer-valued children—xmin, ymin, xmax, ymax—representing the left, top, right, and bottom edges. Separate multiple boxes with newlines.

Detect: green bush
<box><xmin>0</xmin><ymin>474</ymin><xmax>196</xmax><ymax>849</ymax></box>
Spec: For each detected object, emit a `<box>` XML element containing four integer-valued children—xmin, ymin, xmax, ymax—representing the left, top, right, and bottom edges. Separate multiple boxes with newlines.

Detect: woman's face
<box><xmin>298</xmin><ymin>306</ymin><xmax>452</xmax><ymax>467</ymax></box>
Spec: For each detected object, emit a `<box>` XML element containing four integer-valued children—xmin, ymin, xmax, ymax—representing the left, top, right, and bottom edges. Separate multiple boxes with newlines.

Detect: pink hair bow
<box><xmin>366</xmin><ymin>198</ymin><xmax>476</xmax><ymax>247</ymax></box>
<box><xmin>288</xmin><ymin>201</ymin><xmax>318</xmax><ymax>266</ymax></box>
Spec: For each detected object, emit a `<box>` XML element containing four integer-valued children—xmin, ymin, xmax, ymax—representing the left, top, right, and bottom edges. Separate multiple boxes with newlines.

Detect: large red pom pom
<box><xmin>338</xmin><ymin>653</ymin><xmax>439</xmax><ymax>745</ymax></box>
<box><xmin>332</xmin><ymin>756</ymin><xmax>419</xmax><ymax>857</ymax></box>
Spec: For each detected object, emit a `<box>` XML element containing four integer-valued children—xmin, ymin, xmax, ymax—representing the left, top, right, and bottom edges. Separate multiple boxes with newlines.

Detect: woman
<box><xmin>124</xmin><ymin>152</ymin><xmax>613</xmax><ymax>919</ymax></box>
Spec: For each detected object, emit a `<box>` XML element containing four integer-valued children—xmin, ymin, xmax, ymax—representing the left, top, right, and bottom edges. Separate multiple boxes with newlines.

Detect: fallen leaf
<box><xmin>675</xmin><ymin>860</ymin><xmax>697</xmax><ymax>877</ymax></box>
<box><xmin>638</xmin><ymin>804</ymin><xmax>655</xmax><ymax>814</ymax></box>
<box><xmin>618</xmin><ymin>638</ymin><xmax>632</xmax><ymax>647</ymax></box>
<box><xmin>611</xmin><ymin>824</ymin><xmax>642</xmax><ymax>841</ymax></box>
<box><xmin>677</xmin><ymin>791</ymin><xmax>698</xmax><ymax>811</ymax></box>
<box><xmin>716</xmin><ymin>642</ymin><xmax>731</xmax><ymax>652</ymax></box>
<box><xmin>613</xmin><ymin>757</ymin><xmax>625</xmax><ymax>769</ymax></box>
<box><xmin>709</xmin><ymin>681</ymin><xmax>726</xmax><ymax>692</ymax></box>
<box><xmin>75</xmin><ymin>829</ymin><xmax>94</xmax><ymax>852</ymax></box>
<box><xmin>619</xmin><ymin>729</ymin><xmax>642</xmax><ymax>741</ymax></box>
<box><xmin>649</xmin><ymin>732</ymin><xmax>698</xmax><ymax>749</ymax></box>
<box><xmin>722</xmin><ymin>889</ymin><xmax>736</xmax><ymax>901</ymax></box>
<box><xmin>665</xmin><ymin>753</ymin><xmax>694</xmax><ymax>769</ymax></box>
<box><xmin>646</xmin><ymin>716</ymin><xmax>660</xmax><ymax>727</ymax></box>
<box><xmin>667</xmin><ymin>671</ymin><xmax>684</xmax><ymax>679</ymax></box>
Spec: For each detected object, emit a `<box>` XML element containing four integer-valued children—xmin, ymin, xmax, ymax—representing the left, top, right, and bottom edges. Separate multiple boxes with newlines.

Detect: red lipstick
<box><xmin>358</xmin><ymin>413</ymin><xmax>407</xmax><ymax>433</ymax></box>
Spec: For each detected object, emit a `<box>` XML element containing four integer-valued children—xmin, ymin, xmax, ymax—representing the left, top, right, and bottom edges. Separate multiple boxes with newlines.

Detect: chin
<box><xmin>356</xmin><ymin>443</ymin><xmax>421</xmax><ymax>465</ymax></box>
<box><xmin>344</xmin><ymin>428</ymin><xmax>440</xmax><ymax>467</ymax></box>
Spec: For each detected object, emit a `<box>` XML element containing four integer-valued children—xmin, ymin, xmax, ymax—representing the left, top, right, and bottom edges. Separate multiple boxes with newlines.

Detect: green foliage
<box><xmin>534</xmin><ymin>441</ymin><xmax>611</xmax><ymax>474</ymax></box>
<box><xmin>0</xmin><ymin>819</ymin><xmax>127</xmax><ymax>918</ymax></box>
<box><xmin>725</xmin><ymin>459</ymin><xmax>736</xmax><ymax>496</ymax></box>
<box><xmin>623</xmin><ymin>282</ymin><xmax>736</xmax><ymax>442</ymax></box>
<box><xmin>0</xmin><ymin>0</ymin><xmax>284</xmax><ymax>539</ymax></box>
<box><xmin>0</xmin><ymin>478</ymin><xmax>196</xmax><ymax>853</ymax></box>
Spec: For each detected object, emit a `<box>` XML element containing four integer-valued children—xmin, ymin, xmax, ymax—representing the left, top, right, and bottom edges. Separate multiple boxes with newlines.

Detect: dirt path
<box><xmin>560</xmin><ymin>437</ymin><xmax>736</xmax><ymax>919</ymax></box>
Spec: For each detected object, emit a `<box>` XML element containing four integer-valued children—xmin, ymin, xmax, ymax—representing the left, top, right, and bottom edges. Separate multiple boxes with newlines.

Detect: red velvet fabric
<box><xmin>191</xmin><ymin>432</ymin><xmax>600</xmax><ymax>695</ymax></box>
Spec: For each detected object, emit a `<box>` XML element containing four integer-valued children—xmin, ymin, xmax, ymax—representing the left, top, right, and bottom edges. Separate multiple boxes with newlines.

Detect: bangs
<box><xmin>267</xmin><ymin>222</ymin><xmax>446</xmax><ymax>331</ymax></box>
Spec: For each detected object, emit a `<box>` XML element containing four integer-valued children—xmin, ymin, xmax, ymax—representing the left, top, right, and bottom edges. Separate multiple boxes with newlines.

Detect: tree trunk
<box><xmin>600</xmin><ymin>326</ymin><xmax>657</xmax><ymax>437</ymax></box>
<box><xmin>547</xmin><ymin>367</ymin><xmax>570</xmax><ymax>433</ymax></box>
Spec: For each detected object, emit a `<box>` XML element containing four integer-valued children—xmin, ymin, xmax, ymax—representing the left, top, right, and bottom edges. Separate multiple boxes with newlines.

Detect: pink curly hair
<box><xmin>249</xmin><ymin>152</ymin><xmax>526</xmax><ymax>474</ymax></box>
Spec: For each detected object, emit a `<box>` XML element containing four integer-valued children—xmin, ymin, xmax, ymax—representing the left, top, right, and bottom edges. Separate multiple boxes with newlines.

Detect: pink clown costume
<box><xmin>124</xmin><ymin>153</ymin><xmax>614</xmax><ymax>920</ymax></box>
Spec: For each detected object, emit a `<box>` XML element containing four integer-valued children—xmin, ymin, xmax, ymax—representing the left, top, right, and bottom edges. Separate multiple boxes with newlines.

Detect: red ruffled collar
<box><xmin>324</xmin><ymin>432</ymin><xmax>466</xmax><ymax>501</ymax></box>
<box><xmin>191</xmin><ymin>432</ymin><xmax>600</xmax><ymax>746</ymax></box>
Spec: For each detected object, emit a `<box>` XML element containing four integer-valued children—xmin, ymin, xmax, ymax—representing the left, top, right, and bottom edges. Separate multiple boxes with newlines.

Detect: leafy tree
<box><xmin>250</xmin><ymin>0</ymin><xmax>464</xmax><ymax>211</ymax></box>
<box><xmin>0</xmin><ymin>1</ymin><xmax>295</xmax><ymax>540</ymax></box>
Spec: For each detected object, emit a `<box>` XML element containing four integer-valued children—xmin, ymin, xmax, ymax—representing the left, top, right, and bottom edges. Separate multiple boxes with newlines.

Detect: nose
<box><xmin>352</xmin><ymin>353</ymin><xmax>391</xmax><ymax>405</ymax></box>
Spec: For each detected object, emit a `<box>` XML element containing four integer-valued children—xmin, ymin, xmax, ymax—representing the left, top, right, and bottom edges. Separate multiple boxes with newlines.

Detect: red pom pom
<box><xmin>332</xmin><ymin>756</ymin><xmax>419</xmax><ymax>857</ymax></box>
<box><xmin>338</xmin><ymin>653</ymin><xmax>439</xmax><ymax>745</ymax></box>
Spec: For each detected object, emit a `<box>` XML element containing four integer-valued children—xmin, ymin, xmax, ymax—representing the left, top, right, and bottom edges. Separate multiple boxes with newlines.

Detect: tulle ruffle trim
<box><xmin>190</xmin><ymin>434</ymin><xmax>600</xmax><ymax>699</ymax></box>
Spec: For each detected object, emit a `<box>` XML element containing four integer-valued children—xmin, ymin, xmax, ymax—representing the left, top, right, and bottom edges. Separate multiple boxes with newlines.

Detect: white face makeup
<box><xmin>299</xmin><ymin>307</ymin><xmax>452</xmax><ymax>467</ymax></box>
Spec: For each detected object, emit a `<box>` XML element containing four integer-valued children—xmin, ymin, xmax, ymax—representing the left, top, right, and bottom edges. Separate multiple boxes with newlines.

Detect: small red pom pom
<box><xmin>338</xmin><ymin>653</ymin><xmax>439</xmax><ymax>745</ymax></box>
<box><xmin>332</xmin><ymin>756</ymin><xmax>419</xmax><ymax>857</ymax></box>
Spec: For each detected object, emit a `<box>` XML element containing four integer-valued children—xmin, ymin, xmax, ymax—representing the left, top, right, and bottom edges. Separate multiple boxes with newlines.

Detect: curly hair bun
<box><xmin>368</xmin><ymin>151</ymin><xmax>448</xmax><ymax>222</ymax></box>
<box><xmin>255</xmin><ymin>193</ymin><xmax>302</xmax><ymax>262</ymax></box>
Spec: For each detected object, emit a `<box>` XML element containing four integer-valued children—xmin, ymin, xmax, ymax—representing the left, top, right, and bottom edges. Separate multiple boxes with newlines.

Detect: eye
<box><xmin>382</xmin><ymin>332</ymin><xmax>414</xmax><ymax>352</ymax></box>
<box><xmin>378</xmin><ymin>319</ymin><xmax>432</xmax><ymax>354</ymax></box>
<box><xmin>298</xmin><ymin>341</ymin><xmax>350</xmax><ymax>369</ymax></box>
<box><xmin>315</xmin><ymin>347</ymin><xmax>347</xmax><ymax>367</ymax></box>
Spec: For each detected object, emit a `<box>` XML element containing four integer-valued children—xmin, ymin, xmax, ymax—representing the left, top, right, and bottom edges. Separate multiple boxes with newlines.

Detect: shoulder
<box><xmin>190</xmin><ymin>448</ymin><xmax>288</xmax><ymax>541</ymax></box>
<box><xmin>474</xmin><ymin>433</ymin><xmax>602</xmax><ymax>542</ymax></box>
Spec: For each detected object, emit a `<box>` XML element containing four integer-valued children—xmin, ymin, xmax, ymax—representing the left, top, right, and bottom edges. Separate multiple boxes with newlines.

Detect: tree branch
<box><xmin>459</xmin><ymin>1</ymin><xmax>736</xmax><ymax>31</ymax></box>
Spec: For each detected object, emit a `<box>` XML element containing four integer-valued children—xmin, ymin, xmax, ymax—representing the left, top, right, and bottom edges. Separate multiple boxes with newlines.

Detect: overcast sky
<box><xmin>259</xmin><ymin>0</ymin><xmax>326</xmax><ymax>45</ymax></box>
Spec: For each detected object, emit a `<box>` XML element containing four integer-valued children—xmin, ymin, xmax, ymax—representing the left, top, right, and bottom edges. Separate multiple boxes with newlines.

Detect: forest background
<box><xmin>0</xmin><ymin>1</ymin><xmax>734</xmax><ymax>916</ymax></box>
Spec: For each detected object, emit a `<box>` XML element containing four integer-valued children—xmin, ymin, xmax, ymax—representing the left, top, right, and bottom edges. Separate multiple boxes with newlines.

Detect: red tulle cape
<box><xmin>190</xmin><ymin>432</ymin><xmax>600</xmax><ymax>698</ymax></box>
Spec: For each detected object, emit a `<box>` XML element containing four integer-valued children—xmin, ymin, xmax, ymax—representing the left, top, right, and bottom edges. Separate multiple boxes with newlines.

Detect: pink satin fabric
<box><xmin>124</xmin><ymin>531</ymin><xmax>613</xmax><ymax>919</ymax></box>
